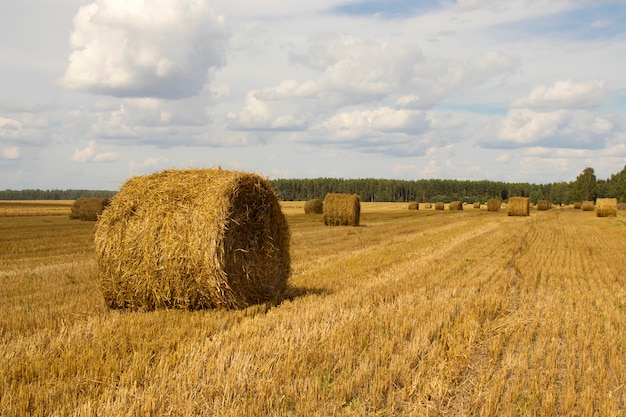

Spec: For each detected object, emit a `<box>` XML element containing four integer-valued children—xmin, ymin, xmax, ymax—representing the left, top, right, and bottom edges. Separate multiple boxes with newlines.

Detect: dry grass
<box><xmin>2</xmin><ymin>203</ymin><xmax>626</xmax><ymax>416</ymax></box>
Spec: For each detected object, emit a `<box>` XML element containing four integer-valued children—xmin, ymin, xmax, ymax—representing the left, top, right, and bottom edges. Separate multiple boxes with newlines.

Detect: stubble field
<box><xmin>1</xmin><ymin>201</ymin><xmax>625</xmax><ymax>416</ymax></box>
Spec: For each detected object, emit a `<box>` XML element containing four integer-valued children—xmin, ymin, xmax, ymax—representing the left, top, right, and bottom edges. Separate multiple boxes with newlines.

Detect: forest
<box><xmin>1</xmin><ymin>166</ymin><xmax>625</xmax><ymax>204</ymax></box>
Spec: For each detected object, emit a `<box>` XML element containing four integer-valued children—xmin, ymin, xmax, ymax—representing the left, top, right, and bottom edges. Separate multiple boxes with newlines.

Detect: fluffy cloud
<box><xmin>511</xmin><ymin>80</ymin><xmax>609</xmax><ymax>110</ymax></box>
<box><xmin>60</xmin><ymin>0</ymin><xmax>229</xmax><ymax>99</ymax></box>
<box><xmin>2</xmin><ymin>146</ymin><xmax>20</xmax><ymax>160</ymax></box>
<box><xmin>72</xmin><ymin>140</ymin><xmax>118</xmax><ymax>162</ymax></box>
<box><xmin>0</xmin><ymin>117</ymin><xmax>22</xmax><ymax>139</ymax></box>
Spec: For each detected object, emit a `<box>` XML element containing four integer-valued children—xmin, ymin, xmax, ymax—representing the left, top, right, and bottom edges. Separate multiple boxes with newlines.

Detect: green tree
<box><xmin>573</xmin><ymin>167</ymin><xmax>597</xmax><ymax>202</ymax></box>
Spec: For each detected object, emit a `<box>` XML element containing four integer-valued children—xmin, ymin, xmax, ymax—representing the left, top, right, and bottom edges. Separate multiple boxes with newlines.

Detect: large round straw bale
<box><xmin>70</xmin><ymin>197</ymin><xmax>110</xmax><ymax>221</ymax></box>
<box><xmin>473</xmin><ymin>202</ymin><xmax>481</xmax><ymax>209</ymax></box>
<box><xmin>573</xmin><ymin>202</ymin><xmax>582</xmax><ymax>209</ymax></box>
<box><xmin>322</xmin><ymin>193</ymin><xmax>360</xmax><ymax>226</ymax></box>
<box><xmin>581</xmin><ymin>201</ymin><xmax>594</xmax><ymax>211</ymax></box>
<box><xmin>487</xmin><ymin>199</ymin><xmax>501</xmax><ymax>212</ymax></box>
<box><xmin>435</xmin><ymin>202</ymin><xmax>445</xmax><ymax>210</ymax></box>
<box><xmin>449</xmin><ymin>201</ymin><xmax>463</xmax><ymax>211</ymax></box>
<box><xmin>408</xmin><ymin>202</ymin><xmax>419</xmax><ymax>210</ymax></box>
<box><xmin>304</xmin><ymin>199</ymin><xmax>324</xmax><ymax>214</ymax></box>
<box><xmin>507</xmin><ymin>197</ymin><xmax>530</xmax><ymax>216</ymax></box>
<box><xmin>94</xmin><ymin>168</ymin><xmax>291</xmax><ymax>311</ymax></box>
<box><xmin>596</xmin><ymin>198</ymin><xmax>617</xmax><ymax>217</ymax></box>
<box><xmin>537</xmin><ymin>200</ymin><xmax>551</xmax><ymax>210</ymax></box>
<box><xmin>424</xmin><ymin>202</ymin><xmax>432</xmax><ymax>209</ymax></box>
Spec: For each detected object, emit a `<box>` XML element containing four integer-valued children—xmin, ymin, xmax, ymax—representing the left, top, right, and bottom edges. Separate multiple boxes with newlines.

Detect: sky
<box><xmin>1</xmin><ymin>0</ymin><xmax>625</xmax><ymax>190</ymax></box>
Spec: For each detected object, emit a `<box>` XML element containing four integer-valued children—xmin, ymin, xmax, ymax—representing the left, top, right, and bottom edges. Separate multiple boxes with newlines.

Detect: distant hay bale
<box><xmin>508</xmin><ymin>197</ymin><xmax>530</xmax><ymax>216</ymax></box>
<box><xmin>473</xmin><ymin>202</ymin><xmax>481</xmax><ymax>209</ymax></box>
<box><xmin>596</xmin><ymin>198</ymin><xmax>617</xmax><ymax>217</ymax></box>
<box><xmin>69</xmin><ymin>197</ymin><xmax>110</xmax><ymax>221</ymax></box>
<box><xmin>408</xmin><ymin>202</ymin><xmax>419</xmax><ymax>210</ymax></box>
<box><xmin>574</xmin><ymin>202</ymin><xmax>582</xmax><ymax>209</ymax></box>
<box><xmin>487</xmin><ymin>199</ymin><xmax>501</xmax><ymax>212</ymax></box>
<box><xmin>304</xmin><ymin>199</ymin><xmax>324</xmax><ymax>214</ymax></box>
<box><xmin>537</xmin><ymin>200</ymin><xmax>551</xmax><ymax>210</ymax></box>
<box><xmin>424</xmin><ymin>203</ymin><xmax>432</xmax><ymax>209</ymax></box>
<box><xmin>581</xmin><ymin>201</ymin><xmax>594</xmax><ymax>211</ymax></box>
<box><xmin>618</xmin><ymin>202</ymin><xmax>626</xmax><ymax>211</ymax></box>
<box><xmin>94</xmin><ymin>168</ymin><xmax>291</xmax><ymax>311</ymax></box>
<box><xmin>435</xmin><ymin>202</ymin><xmax>445</xmax><ymax>211</ymax></box>
<box><xmin>322</xmin><ymin>193</ymin><xmax>360</xmax><ymax>226</ymax></box>
<box><xmin>449</xmin><ymin>201</ymin><xmax>463</xmax><ymax>211</ymax></box>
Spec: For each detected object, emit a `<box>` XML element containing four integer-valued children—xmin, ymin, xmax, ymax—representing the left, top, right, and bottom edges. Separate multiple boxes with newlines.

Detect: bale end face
<box><xmin>94</xmin><ymin>168</ymin><xmax>291</xmax><ymax>311</ymax></box>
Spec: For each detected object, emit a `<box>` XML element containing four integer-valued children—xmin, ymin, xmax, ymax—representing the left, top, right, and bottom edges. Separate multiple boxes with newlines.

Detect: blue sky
<box><xmin>1</xmin><ymin>0</ymin><xmax>625</xmax><ymax>190</ymax></box>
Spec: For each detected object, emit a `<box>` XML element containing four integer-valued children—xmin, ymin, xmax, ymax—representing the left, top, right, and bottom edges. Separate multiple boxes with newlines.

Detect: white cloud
<box><xmin>93</xmin><ymin>152</ymin><xmax>118</xmax><ymax>162</ymax></box>
<box><xmin>0</xmin><ymin>117</ymin><xmax>22</xmax><ymax>138</ymax></box>
<box><xmin>2</xmin><ymin>146</ymin><xmax>20</xmax><ymax>160</ymax></box>
<box><xmin>60</xmin><ymin>0</ymin><xmax>229</xmax><ymax>99</ymax></box>
<box><xmin>511</xmin><ymin>80</ymin><xmax>609</xmax><ymax>110</ymax></box>
<box><xmin>129</xmin><ymin>156</ymin><xmax>168</xmax><ymax>175</ymax></box>
<box><xmin>72</xmin><ymin>140</ymin><xmax>96</xmax><ymax>162</ymax></box>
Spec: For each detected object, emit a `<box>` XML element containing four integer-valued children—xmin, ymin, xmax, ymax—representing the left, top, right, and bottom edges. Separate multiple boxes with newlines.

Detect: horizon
<box><xmin>1</xmin><ymin>0</ymin><xmax>625</xmax><ymax>189</ymax></box>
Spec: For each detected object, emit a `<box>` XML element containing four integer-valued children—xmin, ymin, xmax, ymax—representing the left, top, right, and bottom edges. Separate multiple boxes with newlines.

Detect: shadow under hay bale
<box><xmin>487</xmin><ymin>199</ymin><xmax>501</xmax><ymax>212</ymax></box>
<box><xmin>581</xmin><ymin>201</ymin><xmax>594</xmax><ymax>211</ymax></box>
<box><xmin>537</xmin><ymin>200</ymin><xmax>551</xmax><ymax>210</ymax></box>
<box><xmin>94</xmin><ymin>168</ymin><xmax>291</xmax><ymax>311</ymax></box>
<box><xmin>304</xmin><ymin>199</ymin><xmax>324</xmax><ymax>214</ymax></box>
<box><xmin>408</xmin><ymin>202</ymin><xmax>419</xmax><ymax>210</ymax></box>
<box><xmin>435</xmin><ymin>202</ymin><xmax>445</xmax><ymax>211</ymax></box>
<box><xmin>508</xmin><ymin>197</ymin><xmax>530</xmax><ymax>216</ymax></box>
<box><xmin>596</xmin><ymin>198</ymin><xmax>617</xmax><ymax>217</ymax></box>
<box><xmin>449</xmin><ymin>201</ymin><xmax>463</xmax><ymax>211</ymax></box>
<box><xmin>69</xmin><ymin>197</ymin><xmax>110</xmax><ymax>221</ymax></box>
<box><xmin>322</xmin><ymin>193</ymin><xmax>360</xmax><ymax>226</ymax></box>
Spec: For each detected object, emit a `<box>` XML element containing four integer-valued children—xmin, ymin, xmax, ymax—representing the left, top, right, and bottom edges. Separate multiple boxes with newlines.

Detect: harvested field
<box><xmin>2</xmin><ymin>203</ymin><xmax>626</xmax><ymax>416</ymax></box>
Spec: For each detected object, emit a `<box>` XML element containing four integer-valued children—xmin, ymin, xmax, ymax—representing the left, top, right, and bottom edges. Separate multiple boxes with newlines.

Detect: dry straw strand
<box><xmin>449</xmin><ymin>201</ymin><xmax>463</xmax><ymax>211</ymax></box>
<box><xmin>322</xmin><ymin>193</ymin><xmax>361</xmax><ymax>226</ymax></box>
<box><xmin>408</xmin><ymin>202</ymin><xmax>419</xmax><ymax>210</ymax></box>
<box><xmin>69</xmin><ymin>197</ymin><xmax>110</xmax><ymax>221</ymax></box>
<box><xmin>508</xmin><ymin>197</ymin><xmax>530</xmax><ymax>216</ymax></box>
<box><xmin>487</xmin><ymin>199</ymin><xmax>501</xmax><ymax>212</ymax></box>
<box><xmin>435</xmin><ymin>202</ymin><xmax>445</xmax><ymax>211</ymax></box>
<box><xmin>581</xmin><ymin>201</ymin><xmax>594</xmax><ymax>211</ymax></box>
<box><xmin>304</xmin><ymin>199</ymin><xmax>324</xmax><ymax>214</ymax></box>
<box><xmin>94</xmin><ymin>168</ymin><xmax>291</xmax><ymax>311</ymax></box>
<box><xmin>596</xmin><ymin>198</ymin><xmax>617</xmax><ymax>217</ymax></box>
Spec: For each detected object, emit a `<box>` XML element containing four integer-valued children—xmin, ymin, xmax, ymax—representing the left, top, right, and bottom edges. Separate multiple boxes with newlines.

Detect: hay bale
<box><xmin>94</xmin><ymin>168</ymin><xmax>291</xmax><ymax>311</ymax></box>
<box><xmin>424</xmin><ymin>203</ymin><xmax>432</xmax><ymax>209</ymax></box>
<box><xmin>537</xmin><ymin>200</ymin><xmax>550</xmax><ymax>210</ymax></box>
<box><xmin>322</xmin><ymin>193</ymin><xmax>360</xmax><ymax>226</ymax></box>
<box><xmin>435</xmin><ymin>202</ymin><xmax>445</xmax><ymax>211</ymax></box>
<box><xmin>507</xmin><ymin>197</ymin><xmax>530</xmax><ymax>216</ymax></box>
<box><xmin>596</xmin><ymin>198</ymin><xmax>617</xmax><ymax>217</ymax></box>
<box><xmin>70</xmin><ymin>197</ymin><xmax>110</xmax><ymax>221</ymax></box>
<box><xmin>304</xmin><ymin>199</ymin><xmax>324</xmax><ymax>214</ymax></box>
<box><xmin>574</xmin><ymin>202</ymin><xmax>582</xmax><ymax>209</ymax></box>
<box><xmin>487</xmin><ymin>199</ymin><xmax>501</xmax><ymax>212</ymax></box>
<box><xmin>617</xmin><ymin>202</ymin><xmax>626</xmax><ymax>211</ymax></box>
<box><xmin>408</xmin><ymin>202</ymin><xmax>419</xmax><ymax>210</ymax></box>
<box><xmin>449</xmin><ymin>201</ymin><xmax>463</xmax><ymax>211</ymax></box>
<box><xmin>473</xmin><ymin>202</ymin><xmax>481</xmax><ymax>209</ymax></box>
<box><xmin>581</xmin><ymin>201</ymin><xmax>594</xmax><ymax>211</ymax></box>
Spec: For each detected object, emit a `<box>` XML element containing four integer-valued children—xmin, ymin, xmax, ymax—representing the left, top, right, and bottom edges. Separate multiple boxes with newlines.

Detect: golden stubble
<box><xmin>1</xmin><ymin>203</ymin><xmax>625</xmax><ymax>416</ymax></box>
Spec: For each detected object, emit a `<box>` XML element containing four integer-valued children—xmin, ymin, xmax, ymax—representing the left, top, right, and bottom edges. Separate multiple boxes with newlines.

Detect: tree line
<box><xmin>1</xmin><ymin>165</ymin><xmax>625</xmax><ymax>204</ymax></box>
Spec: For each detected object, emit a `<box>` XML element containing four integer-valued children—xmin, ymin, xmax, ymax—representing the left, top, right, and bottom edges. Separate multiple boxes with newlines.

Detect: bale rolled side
<box><xmin>408</xmin><ymin>202</ymin><xmax>419</xmax><ymax>210</ymax></box>
<box><xmin>304</xmin><ymin>199</ymin><xmax>324</xmax><ymax>214</ymax></box>
<box><xmin>573</xmin><ymin>202</ymin><xmax>582</xmax><ymax>209</ymax></box>
<box><xmin>487</xmin><ymin>199</ymin><xmax>501</xmax><ymax>212</ymax></box>
<box><xmin>508</xmin><ymin>197</ymin><xmax>530</xmax><ymax>216</ymax></box>
<box><xmin>70</xmin><ymin>197</ymin><xmax>110</xmax><ymax>221</ymax></box>
<box><xmin>449</xmin><ymin>201</ymin><xmax>463</xmax><ymax>211</ymax></box>
<box><xmin>435</xmin><ymin>202</ymin><xmax>445</xmax><ymax>211</ymax></box>
<box><xmin>537</xmin><ymin>200</ymin><xmax>551</xmax><ymax>210</ymax></box>
<box><xmin>581</xmin><ymin>201</ymin><xmax>594</xmax><ymax>211</ymax></box>
<box><xmin>424</xmin><ymin>203</ymin><xmax>432</xmax><ymax>209</ymax></box>
<box><xmin>596</xmin><ymin>198</ymin><xmax>617</xmax><ymax>217</ymax></box>
<box><xmin>323</xmin><ymin>193</ymin><xmax>360</xmax><ymax>226</ymax></box>
<box><xmin>94</xmin><ymin>168</ymin><xmax>291</xmax><ymax>311</ymax></box>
